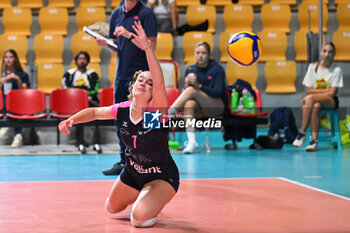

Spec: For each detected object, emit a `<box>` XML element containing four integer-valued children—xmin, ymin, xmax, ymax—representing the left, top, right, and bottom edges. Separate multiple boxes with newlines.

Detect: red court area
<box><xmin>0</xmin><ymin>178</ymin><xmax>349</xmax><ymax>233</ymax></box>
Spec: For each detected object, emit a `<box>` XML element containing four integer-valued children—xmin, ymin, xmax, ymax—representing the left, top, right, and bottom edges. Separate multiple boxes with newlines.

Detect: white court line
<box><xmin>278</xmin><ymin>177</ymin><xmax>350</xmax><ymax>201</ymax></box>
<box><xmin>183</xmin><ymin>177</ymin><xmax>279</xmax><ymax>181</ymax></box>
<box><xmin>304</xmin><ymin>176</ymin><xmax>322</xmax><ymax>179</ymax></box>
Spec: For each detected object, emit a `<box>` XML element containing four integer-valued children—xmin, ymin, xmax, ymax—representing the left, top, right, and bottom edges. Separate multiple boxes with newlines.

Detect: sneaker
<box><xmin>11</xmin><ymin>134</ymin><xmax>23</xmax><ymax>148</ymax></box>
<box><xmin>306</xmin><ymin>140</ymin><xmax>318</xmax><ymax>152</ymax></box>
<box><xmin>102</xmin><ymin>162</ymin><xmax>125</xmax><ymax>175</ymax></box>
<box><xmin>183</xmin><ymin>141</ymin><xmax>198</xmax><ymax>154</ymax></box>
<box><xmin>292</xmin><ymin>132</ymin><xmax>306</xmax><ymax>147</ymax></box>
<box><xmin>224</xmin><ymin>142</ymin><xmax>237</xmax><ymax>150</ymax></box>
<box><xmin>0</xmin><ymin>127</ymin><xmax>9</xmax><ymax>139</ymax></box>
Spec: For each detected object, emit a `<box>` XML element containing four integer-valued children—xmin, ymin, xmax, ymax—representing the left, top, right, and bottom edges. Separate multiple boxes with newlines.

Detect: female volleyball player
<box><xmin>293</xmin><ymin>42</ymin><xmax>343</xmax><ymax>151</ymax></box>
<box><xmin>59</xmin><ymin>21</ymin><xmax>179</xmax><ymax>228</ymax></box>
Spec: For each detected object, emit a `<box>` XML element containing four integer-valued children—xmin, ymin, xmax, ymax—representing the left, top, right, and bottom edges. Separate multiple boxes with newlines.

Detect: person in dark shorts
<box><xmin>59</xmin><ymin>21</ymin><xmax>179</xmax><ymax>228</ymax></box>
<box><xmin>292</xmin><ymin>42</ymin><xmax>343</xmax><ymax>151</ymax></box>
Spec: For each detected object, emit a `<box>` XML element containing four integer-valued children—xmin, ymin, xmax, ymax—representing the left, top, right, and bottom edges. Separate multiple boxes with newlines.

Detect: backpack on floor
<box><xmin>267</xmin><ymin>107</ymin><xmax>298</xmax><ymax>143</ymax></box>
<box><xmin>255</xmin><ymin>135</ymin><xmax>284</xmax><ymax>149</ymax></box>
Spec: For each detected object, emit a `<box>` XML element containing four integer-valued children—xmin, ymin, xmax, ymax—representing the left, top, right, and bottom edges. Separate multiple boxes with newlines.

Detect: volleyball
<box><xmin>227</xmin><ymin>31</ymin><xmax>262</xmax><ymax>66</ymax></box>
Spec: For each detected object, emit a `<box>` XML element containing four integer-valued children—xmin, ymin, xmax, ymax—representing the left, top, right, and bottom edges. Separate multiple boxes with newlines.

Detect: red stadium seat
<box><xmin>160</xmin><ymin>60</ymin><xmax>180</xmax><ymax>88</ymax></box>
<box><xmin>165</xmin><ymin>87</ymin><xmax>180</xmax><ymax>108</ymax></box>
<box><xmin>6</xmin><ymin>89</ymin><xmax>47</xmax><ymax>119</ymax></box>
<box><xmin>95</xmin><ymin>87</ymin><xmax>115</xmax><ymax>153</ymax></box>
<box><xmin>6</xmin><ymin>89</ymin><xmax>47</xmax><ymax>145</ymax></box>
<box><xmin>99</xmin><ymin>87</ymin><xmax>114</xmax><ymax>107</ymax></box>
<box><xmin>49</xmin><ymin>89</ymin><xmax>89</xmax><ymax>152</ymax></box>
<box><xmin>50</xmin><ymin>89</ymin><xmax>89</xmax><ymax>119</ymax></box>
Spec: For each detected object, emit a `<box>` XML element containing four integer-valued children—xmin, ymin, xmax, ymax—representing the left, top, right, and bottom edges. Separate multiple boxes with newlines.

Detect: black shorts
<box><xmin>333</xmin><ymin>96</ymin><xmax>339</xmax><ymax>109</ymax></box>
<box><xmin>119</xmin><ymin>164</ymin><xmax>180</xmax><ymax>192</ymax></box>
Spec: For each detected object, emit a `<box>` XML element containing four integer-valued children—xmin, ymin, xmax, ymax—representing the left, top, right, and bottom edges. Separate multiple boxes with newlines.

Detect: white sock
<box><xmin>131</xmin><ymin>214</ymin><xmax>157</xmax><ymax>228</ymax></box>
<box><xmin>186</xmin><ymin>130</ymin><xmax>196</xmax><ymax>144</ymax></box>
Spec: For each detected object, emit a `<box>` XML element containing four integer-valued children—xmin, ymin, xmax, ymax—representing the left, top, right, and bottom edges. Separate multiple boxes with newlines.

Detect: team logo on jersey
<box><xmin>143</xmin><ymin>110</ymin><xmax>161</xmax><ymax>129</ymax></box>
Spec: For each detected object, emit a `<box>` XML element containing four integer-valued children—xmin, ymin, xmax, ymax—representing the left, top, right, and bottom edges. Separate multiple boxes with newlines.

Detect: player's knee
<box><xmin>105</xmin><ymin>198</ymin><xmax>123</xmax><ymax>214</ymax></box>
<box><xmin>105</xmin><ymin>198</ymin><xmax>114</xmax><ymax>213</ymax></box>
<box><xmin>130</xmin><ymin>212</ymin><xmax>157</xmax><ymax>228</ymax></box>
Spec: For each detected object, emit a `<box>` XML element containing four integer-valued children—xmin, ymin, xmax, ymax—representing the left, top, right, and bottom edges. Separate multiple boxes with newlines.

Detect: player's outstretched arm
<box><xmin>58</xmin><ymin>107</ymin><xmax>114</xmax><ymax>135</ymax></box>
<box><xmin>131</xmin><ymin>21</ymin><xmax>167</xmax><ymax>114</ymax></box>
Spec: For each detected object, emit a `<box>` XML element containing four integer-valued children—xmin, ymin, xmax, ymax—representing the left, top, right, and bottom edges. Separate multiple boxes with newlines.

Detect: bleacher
<box><xmin>0</xmin><ymin>0</ymin><xmax>349</xmax><ymax>146</ymax></box>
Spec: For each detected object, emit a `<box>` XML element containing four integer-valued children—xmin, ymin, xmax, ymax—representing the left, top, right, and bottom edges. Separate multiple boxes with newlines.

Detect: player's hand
<box><xmin>96</xmin><ymin>37</ymin><xmax>107</xmax><ymax>46</ymax></box>
<box><xmin>113</xmin><ymin>26</ymin><xmax>131</xmax><ymax>39</ymax></box>
<box><xmin>131</xmin><ymin>21</ymin><xmax>150</xmax><ymax>51</ymax></box>
<box><xmin>59</xmin><ymin>119</ymin><xmax>74</xmax><ymax>135</ymax></box>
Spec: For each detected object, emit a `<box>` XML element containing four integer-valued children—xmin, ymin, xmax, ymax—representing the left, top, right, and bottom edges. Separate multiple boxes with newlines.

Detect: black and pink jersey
<box><xmin>111</xmin><ymin>100</ymin><xmax>179</xmax><ymax>191</ymax></box>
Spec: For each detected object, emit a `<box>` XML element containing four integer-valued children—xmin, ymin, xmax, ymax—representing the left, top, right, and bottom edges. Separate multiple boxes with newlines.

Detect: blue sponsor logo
<box><xmin>143</xmin><ymin>110</ymin><xmax>161</xmax><ymax>129</ymax></box>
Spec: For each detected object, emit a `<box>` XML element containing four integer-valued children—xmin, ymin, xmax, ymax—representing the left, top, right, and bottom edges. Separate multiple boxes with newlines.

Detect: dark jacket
<box><xmin>62</xmin><ymin>68</ymin><xmax>100</xmax><ymax>106</ymax></box>
<box><xmin>186</xmin><ymin>60</ymin><xmax>228</xmax><ymax>108</ymax></box>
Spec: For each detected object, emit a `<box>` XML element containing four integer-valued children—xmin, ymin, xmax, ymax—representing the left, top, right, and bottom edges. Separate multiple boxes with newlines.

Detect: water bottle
<box><xmin>279</xmin><ymin>128</ymin><xmax>288</xmax><ymax>143</ymax></box>
<box><xmin>187</xmin><ymin>66</ymin><xmax>196</xmax><ymax>79</ymax></box>
<box><xmin>204</xmin><ymin>133</ymin><xmax>211</xmax><ymax>153</ymax></box>
<box><xmin>242</xmin><ymin>88</ymin><xmax>249</xmax><ymax>109</ymax></box>
<box><xmin>279</xmin><ymin>129</ymin><xmax>285</xmax><ymax>140</ymax></box>
<box><xmin>231</xmin><ymin>88</ymin><xmax>239</xmax><ymax>112</ymax></box>
<box><xmin>345</xmin><ymin>122</ymin><xmax>350</xmax><ymax>136</ymax></box>
<box><xmin>246</xmin><ymin>93</ymin><xmax>256</xmax><ymax>114</ymax></box>
<box><xmin>237</xmin><ymin>97</ymin><xmax>244</xmax><ymax>113</ymax></box>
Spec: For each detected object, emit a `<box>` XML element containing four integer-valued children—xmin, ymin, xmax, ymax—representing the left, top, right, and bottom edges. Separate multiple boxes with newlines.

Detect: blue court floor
<box><xmin>1</xmin><ymin>131</ymin><xmax>349</xmax><ymax>198</ymax></box>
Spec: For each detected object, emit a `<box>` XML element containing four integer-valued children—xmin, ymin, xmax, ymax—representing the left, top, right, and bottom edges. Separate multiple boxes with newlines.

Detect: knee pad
<box><xmin>130</xmin><ymin>213</ymin><xmax>157</xmax><ymax>228</ymax></box>
<box><xmin>132</xmin><ymin>186</ymin><xmax>151</xmax><ymax>212</ymax></box>
<box><xmin>105</xmin><ymin>198</ymin><xmax>113</xmax><ymax>213</ymax></box>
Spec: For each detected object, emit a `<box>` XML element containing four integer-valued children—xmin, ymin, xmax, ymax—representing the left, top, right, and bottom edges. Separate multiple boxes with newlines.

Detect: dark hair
<box><xmin>195</xmin><ymin>41</ymin><xmax>211</xmax><ymax>56</ymax></box>
<box><xmin>128</xmin><ymin>70</ymin><xmax>144</xmax><ymax>100</ymax></box>
<box><xmin>74</xmin><ymin>51</ymin><xmax>90</xmax><ymax>64</ymax></box>
<box><xmin>315</xmin><ymin>41</ymin><xmax>336</xmax><ymax>73</ymax></box>
<box><xmin>1</xmin><ymin>49</ymin><xmax>23</xmax><ymax>76</ymax></box>
<box><xmin>324</xmin><ymin>41</ymin><xmax>336</xmax><ymax>55</ymax></box>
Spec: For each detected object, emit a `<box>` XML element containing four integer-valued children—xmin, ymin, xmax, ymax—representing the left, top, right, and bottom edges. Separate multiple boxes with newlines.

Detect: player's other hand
<box><xmin>59</xmin><ymin>119</ymin><xmax>74</xmax><ymax>135</ymax></box>
<box><xmin>131</xmin><ymin>21</ymin><xmax>149</xmax><ymax>50</ymax></box>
